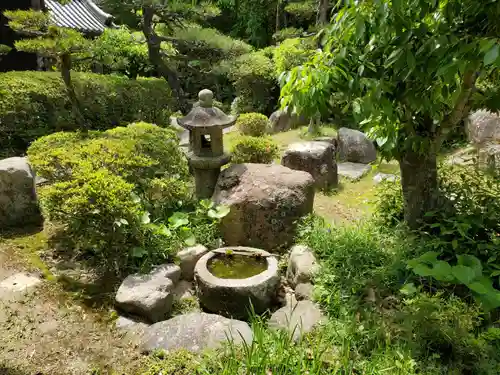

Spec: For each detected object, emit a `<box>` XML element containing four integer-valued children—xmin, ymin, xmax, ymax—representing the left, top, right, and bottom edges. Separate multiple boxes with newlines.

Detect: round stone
<box><xmin>198</xmin><ymin>89</ymin><xmax>214</xmax><ymax>108</ymax></box>
<box><xmin>194</xmin><ymin>247</ymin><xmax>280</xmax><ymax>319</ymax></box>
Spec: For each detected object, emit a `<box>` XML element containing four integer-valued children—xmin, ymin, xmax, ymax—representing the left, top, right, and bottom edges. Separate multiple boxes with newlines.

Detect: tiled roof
<box><xmin>45</xmin><ymin>0</ymin><xmax>113</xmax><ymax>34</ymax></box>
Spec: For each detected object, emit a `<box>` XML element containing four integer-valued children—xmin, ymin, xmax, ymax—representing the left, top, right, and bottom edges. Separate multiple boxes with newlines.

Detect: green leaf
<box><xmin>400</xmin><ymin>283</ymin><xmax>417</xmax><ymax>296</ymax></box>
<box><xmin>484</xmin><ymin>44</ymin><xmax>499</xmax><ymax>66</ymax></box>
<box><xmin>451</xmin><ymin>239</ymin><xmax>458</xmax><ymax>249</ymax></box>
<box><xmin>168</xmin><ymin>212</ymin><xmax>189</xmax><ymax>229</ymax></box>
<box><xmin>207</xmin><ymin>205</ymin><xmax>230</xmax><ymax>219</ymax></box>
<box><xmin>131</xmin><ymin>192</ymin><xmax>141</xmax><ymax>204</ymax></box>
<box><xmin>418</xmin><ymin>251</ymin><xmax>440</xmax><ymax>263</ymax></box>
<box><xmin>468</xmin><ymin>281</ymin><xmax>490</xmax><ymax>295</ymax></box>
<box><xmin>131</xmin><ymin>247</ymin><xmax>147</xmax><ymax>258</ymax></box>
<box><xmin>451</xmin><ymin>265</ymin><xmax>477</xmax><ymax>285</ymax></box>
<box><xmin>184</xmin><ymin>235</ymin><xmax>196</xmax><ymax>246</ymax></box>
<box><xmin>413</xmin><ymin>264</ymin><xmax>434</xmax><ymax>277</ymax></box>
<box><xmin>141</xmin><ymin>212</ymin><xmax>151</xmax><ymax>225</ymax></box>
<box><xmin>456</xmin><ymin>254</ymin><xmax>482</xmax><ymax>278</ymax></box>
<box><xmin>432</xmin><ymin>261</ymin><xmax>454</xmax><ymax>282</ymax></box>
<box><xmin>158</xmin><ymin>225</ymin><xmax>172</xmax><ymax>237</ymax></box>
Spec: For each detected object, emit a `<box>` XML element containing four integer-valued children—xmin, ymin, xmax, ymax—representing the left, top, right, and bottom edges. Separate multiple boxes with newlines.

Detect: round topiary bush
<box><xmin>231</xmin><ymin>136</ymin><xmax>279</xmax><ymax>164</ymax></box>
<box><xmin>236</xmin><ymin>113</ymin><xmax>270</xmax><ymax>137</ymax></box>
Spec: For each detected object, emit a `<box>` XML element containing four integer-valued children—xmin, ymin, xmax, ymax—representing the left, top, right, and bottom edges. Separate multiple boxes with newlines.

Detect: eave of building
<box><xmin>44</xmin><ymin>0</ymin><xmax>114</xmax><ymax>35</ymax></box>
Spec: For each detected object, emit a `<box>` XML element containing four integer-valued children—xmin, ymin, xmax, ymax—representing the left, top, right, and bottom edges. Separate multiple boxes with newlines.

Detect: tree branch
<box><xmin>442</xmin><ymin>68</ymin><xmax>478</xmax><ymax>130</ymax></box>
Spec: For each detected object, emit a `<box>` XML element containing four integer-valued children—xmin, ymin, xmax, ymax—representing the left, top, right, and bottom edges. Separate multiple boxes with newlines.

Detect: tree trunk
<box><xmin>317</xmin><ymin>0</ymin><xmax>329</xmax><ymax>25</ymax></box>
<box><xmin>60</xmin><ymin>53</ymin><xmax>86</xmax><ymax>130</ymax></box>
<box><xmin>142</xmin><ymin>6</ymin><xmax>188</xmax><ymax>112</ymax></box>
<box><xmin>398</xmin><ymin>148</ymin><xmax>440</xmax><ymax>230</ymax></box>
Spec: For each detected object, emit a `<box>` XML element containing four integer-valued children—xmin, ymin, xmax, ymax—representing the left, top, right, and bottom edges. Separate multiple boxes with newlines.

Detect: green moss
<box><xmin>208</xmin><ymin>253</ymin><xmax>267</xmax><ymax>279</ymax></box>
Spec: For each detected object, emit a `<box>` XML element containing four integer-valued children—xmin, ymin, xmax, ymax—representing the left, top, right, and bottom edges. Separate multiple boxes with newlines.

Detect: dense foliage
<box><xmin>0</xmin><ymin>71</ymin><xmax>174</xmax><ymax>157</ymax></box>
<box><xmin>281</xmin><ymin>0</ymin><xmax>500</xmax><ymax>227</ymax></box>
<box><xmin>231</xmin><ymin>136</ymin><xmax>279</xmax><ymax>164</ymax></box>
<box><xmin>28</xmin><ymin>123</ymin><xmax>202</xmax><ymax>272</ymax></box>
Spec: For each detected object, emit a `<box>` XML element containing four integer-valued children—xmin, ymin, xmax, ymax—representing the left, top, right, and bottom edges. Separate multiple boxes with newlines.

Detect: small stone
<box><xmin>177</xmin><ymin>245</ymin><xmax>209</xmax><ymax>281</ymax></box>
<box><xmin>286</xmin><ymin>245</ymin><xmax>319</xmax><ymax>287</ymax></box>
<box><xmin>373</xmin><ymin>173</ymin><xmax>398</xmax><ymax>185</ymax></box>
<box><xmin>295</xmin><ymin>283</ymin><xmax>314</xmax><ymax>301</ymax></box>
<box><xmin>141</xmin><ymin>312</ymin><xmax>253</xmax><ymax>353</ymax></box>
<box><xmin>337</xmin><ymin>162</ymin><xmax>372</xmax><ymax>181</ymax></box>
<box><xmin>0</xmin><ymin>273</ymin><xmax>42</xmax><ymax>293</ymax></box>
<box><xmin>154</xmin><ymin>263</ymin><xmax>182</xmax><ymax>284</ymax></box>
<box><xmin>268</xmin><ymin>300</ymin><xmax>326</xmax><ymax>340</ymax></box>
<box><xmin>172</xmin><ymin>280</ymin><xmax>194</xmax><ymax>301</ymax></box>
<box><xmin>115</xmin><ymin>264</ymin><xmax>181</xmax><ymax>323</ymax></box>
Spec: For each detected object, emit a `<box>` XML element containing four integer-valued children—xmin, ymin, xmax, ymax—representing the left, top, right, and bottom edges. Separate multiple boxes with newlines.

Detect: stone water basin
<box><xmin>194</xmin><ymin>246</ymin><xmax>280</xmax><ymax>319</ymax></box>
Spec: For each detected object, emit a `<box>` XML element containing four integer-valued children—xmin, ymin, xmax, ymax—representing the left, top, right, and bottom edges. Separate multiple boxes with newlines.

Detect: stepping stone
<box><xmin>115</xmin><ymin>316</ymin><xmax>149</xmax><ymax>334</ymax></box>
<box><xmin>0</xmin><ymin>272</ymin><xmax>42</xmax><ymax>293</ymax></box>
<box><xmin>115</xmin><ymin>263</ymin><xmax>181</xmax><ymax>323</ymax></box>
<box><xmin>338</xmin><ymin>162</ymin><xmax>371</xmax><ymax>181</ymax></box>
<box><xmin>268</xmin><ymin>300</ymin><xmax>326</xmax><ymax>341</ymax></box>
<box><xmin>373</xmin><ymin>173</ymin><xmax>398</xmax><ymax>184</ymax></box>
<box><xmin>141</xmin><ymin>312</ymin><xmax>253</xmax><ymax>353</ymax></box>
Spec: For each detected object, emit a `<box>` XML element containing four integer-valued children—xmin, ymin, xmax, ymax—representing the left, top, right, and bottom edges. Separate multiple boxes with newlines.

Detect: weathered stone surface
<box><xmin>478</xmin><ymin>144</ymin><xmax>500</xmax><ymax>172</ymax></box>
<box><xmin>0</xmin><ymin>157</ymin><xmax>41</xmax><ymax>228</ymax></box>
<box><xmin>177</xmin><ymin>245</ymin><xmax>209</xmax><ymax>281</ymax></box>
<box><xmin>213</xmin><ymin>164</ymin><xmax>315</xmax><ymax>250</ymax></box>
<box><xmin>115</xmin><ymin>264</ymin><xmax>181</xmax><ymax>323</ymax></box>
<box><xmin>282</xmin><ymin>141</ymin><xmax>338</xmax><ymax>190</ymax></box>
<box><xmin>268</xmin><ymin>300</ymin><xmax>326</xmax><ymax>340</ymax></box>
<box><xmin>294</xmin><ymin>283</ymin><xmax>314</xmax><ymax>301</ymax></box>
<box><xmin>286</xmin><ymin>245</ymin><xmax>319</xmax><ymax>287</ymax></box>
<box><xmin>172</xmin><ymin>280</ymin><xmax>195</xmax><ymax>301</ymax></box>
<box><xmin>195</xmin><ymin>247</ymin><xmax>280</xmax><ymax>319</ymax></box>
<box><xmin>467</xmin><ymin>110</ymin><xmax>500</xmax><ymax>146</ymax></box>
<box><xmin>115</xmin><ymin>316</ymin><xmax>149</xmax><ymax>333</ymax></box>
<box><xmin>269</xmin><ymin>110</ymin><xmax>307</xmax><ymax>133</ymax></box>
<box><xmin>337</xmin><ymin>128</ymin><xmax>377</xmax><ymax>164</ymax></box>
<box><xmin>373</xmin><ymin>173</ymin><xmax>398</xmax><ymax>184</ymax></box>
<box><xmin>338</xmin><ymin>162</ymin><xmax>371</xmax><ymax>181</ymax></box>
<box><xmin>141</xmin><ymin>312</ymin><xmax>253</xmax><ymax>353</ymax></box>
<box><xmin>0</xmin><ymin>273</ymin><xmax>42</xmax><ymax>293</ymax></box>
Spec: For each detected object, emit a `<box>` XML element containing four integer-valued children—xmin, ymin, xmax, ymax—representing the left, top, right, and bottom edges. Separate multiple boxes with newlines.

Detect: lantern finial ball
<box><xmin>198</xmin><ymin>89</ymin><xmax>213</xmax><ymax>108</ymax></box>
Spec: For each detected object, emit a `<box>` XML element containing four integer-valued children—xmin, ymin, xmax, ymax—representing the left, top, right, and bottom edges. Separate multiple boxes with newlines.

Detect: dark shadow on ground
<box><xmin>57</xmin><ymin>271</ymin><xmax>121</xmax><ymax>310</ymax></box>
<box><xmin>0</xmin><ymin>224</ymin><xmax>43</xmax><ymax>240</ymax></box>
<box><xmin>0</xmin><ymin>365</ymin><xmax>33</xmax><ymax>375</ymax></box>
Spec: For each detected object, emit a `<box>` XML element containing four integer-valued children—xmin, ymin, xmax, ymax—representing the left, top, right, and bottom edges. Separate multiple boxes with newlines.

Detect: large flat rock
<box><xmin>141</xmin><ymin>312</ymin><xmax>253</xmax><ymax>353</ymax></box>
<box><xmin>338</xmin><ymin>162</ymin><xmax>371</xmax><ymax>181</ymax></box>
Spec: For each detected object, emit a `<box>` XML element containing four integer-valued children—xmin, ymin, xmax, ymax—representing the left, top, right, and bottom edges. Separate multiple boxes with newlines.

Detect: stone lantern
<box><xmin>176</xmin><ymin>89</ymin><xmax>236</xmax><ymax>199</ymax></box>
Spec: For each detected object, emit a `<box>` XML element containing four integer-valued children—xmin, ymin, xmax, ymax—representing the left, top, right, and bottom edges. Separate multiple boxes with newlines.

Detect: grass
<box><xmin>3</xmin><ymin>126</ymin><xmax>495</xmax><ymax>375</ymax></box>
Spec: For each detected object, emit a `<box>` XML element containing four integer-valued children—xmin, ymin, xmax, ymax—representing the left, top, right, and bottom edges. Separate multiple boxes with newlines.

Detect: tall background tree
<box><xmin>281</xmin><ymin>0</ymin><xmax>500</xmax><ymax>228</ymax></box>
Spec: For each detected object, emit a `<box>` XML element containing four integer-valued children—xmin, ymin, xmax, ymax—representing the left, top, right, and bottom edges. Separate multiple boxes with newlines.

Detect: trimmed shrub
<box><xmin>0</xmin><ymin>71</ymin><xmax>176</xmax><ymax>157</ymax></box>
<box><xmin>236</xmin><ymin>112</ymin><xmax>270</xmax><ymax>136</ymax></box>
<box><xmin>226</xmin><ymin>51</ymin><xmax>278</xmax><ymax>114</ymax></box>
<box><xmin>28</xmin><ymin>123</ymin><xmax>192</xmax><ymax>271</ymax></box>
<box><xmin>231</xmin><ymin>136</ymin><xmax>279</xmax><ymax>164</ymax></box>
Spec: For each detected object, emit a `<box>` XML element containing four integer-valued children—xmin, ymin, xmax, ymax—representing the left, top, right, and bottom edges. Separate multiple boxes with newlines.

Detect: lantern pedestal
<box><xmin>188</xmin><ymin>153</ymin><xmax>232</xmax><ymax>199</ymax></box>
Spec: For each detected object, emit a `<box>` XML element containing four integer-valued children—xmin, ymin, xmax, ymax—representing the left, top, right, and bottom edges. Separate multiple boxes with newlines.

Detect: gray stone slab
<box><xmin>337</xmin><ymin>162</ymin><xmax>372</xmax><ymax>181</ymax></box>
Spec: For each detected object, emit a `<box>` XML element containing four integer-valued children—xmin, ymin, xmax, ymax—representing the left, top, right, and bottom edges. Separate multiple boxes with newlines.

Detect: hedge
<box><xmin>0</xmin><ymin>71</ymin><xmax>176</xmax><ymax>157</ymax></box>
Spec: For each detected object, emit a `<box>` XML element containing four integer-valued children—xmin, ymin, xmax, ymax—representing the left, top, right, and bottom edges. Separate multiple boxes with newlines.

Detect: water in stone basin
<box><xmin>208</xmin><ymin>253</ymin><xmax>267</xmax><ymax>279</ymax></box>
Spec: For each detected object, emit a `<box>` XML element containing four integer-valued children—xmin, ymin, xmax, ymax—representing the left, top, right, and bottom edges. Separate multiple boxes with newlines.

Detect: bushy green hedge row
<box><xmin>0</xmin><ymin>71</ymin><xmax>176</xmax><ymax>157</ymax></box>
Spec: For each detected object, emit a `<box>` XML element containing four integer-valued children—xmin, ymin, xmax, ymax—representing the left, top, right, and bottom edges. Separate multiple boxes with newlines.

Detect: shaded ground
<box><xmin>0</xmin><ymin>234</ymin><xmax>145</xmax><ymax>375</ymax></box>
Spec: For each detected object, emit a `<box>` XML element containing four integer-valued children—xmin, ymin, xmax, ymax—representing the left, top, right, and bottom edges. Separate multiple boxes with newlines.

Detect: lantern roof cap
<box><xmin>177</xmin><ymin>89</ymin><xmax>237</xmax><ymax>131</ymax></box>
